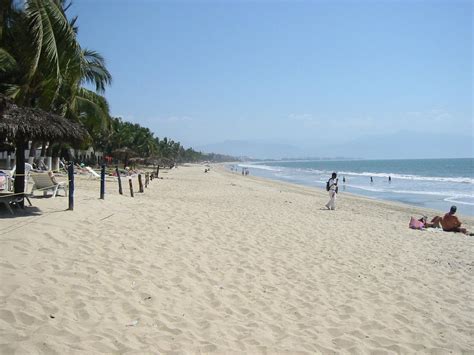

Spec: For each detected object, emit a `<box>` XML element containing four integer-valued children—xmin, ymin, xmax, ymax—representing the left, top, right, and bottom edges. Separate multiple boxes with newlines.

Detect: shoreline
<box><xmin>1</xmin><ymin>163</ymin><xmax>473</xmax><ymax>353</ymax></box>
<box><xmin>227</xmin><ymin>162</ymin><xmax>474</xmax><ymax>217</ymax></box>
<box><xmin>219</xmin><ymin>164</ymin><xmax>474</xmax><ymax>221</ymax></box>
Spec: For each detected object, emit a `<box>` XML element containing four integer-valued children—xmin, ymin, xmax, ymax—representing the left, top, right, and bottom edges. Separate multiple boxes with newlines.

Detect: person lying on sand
<box><xmin>409</xmin><ymin>215</ymin><xmax>440</xmax><ymax>229</ymax></box>
<box><xmin>431</xmin><ymin>206</ymin><xmax>473</xmax><ymax>235</ymax></box>
<box><xmin>419</xmin><ymin>216</ymin><xmax>438</xmax><ymax>228</ymax></box>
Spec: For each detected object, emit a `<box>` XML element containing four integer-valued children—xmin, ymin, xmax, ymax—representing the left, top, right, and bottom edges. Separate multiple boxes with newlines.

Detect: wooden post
<box><xmin>100</xmin><ymin>164</ymin><xmax>105</xmax><ymax>199</ymax></box>
<box><xmin>145</xmin><ymin>173</ymin><xmax>149</xmax><ymax>188</ymax></box>
<box><xmin>128</xmin><ymin>177</ymin><xmax>134</xmax><ymax>197</ymax></box>
<box><xmin>68</xmin><ymin>163</ymin><xmax>74</xmax><ymax>210</ymax></box>
<box><xmin>156</xmin><ymin>165</ymin><xmax>159</xmax><ymax>177</ymax></box>
<box><xmin>150</xmin><ymin>172</ymin><xmax>154</xmax><ymax>181</ymax></box>
<box><xmin>138</xmin><ymin>174</ymin><xmax>144</xmax><ymax>193</ymax></box>
<box><xmin>14</xmin><ymin>143</ymin><xmax>26</xmax><ymax>208</ymax></box>
<box><xmin>116</xmin><ymin>167</ymin><xmax>123</xmax><ymax>195</ymax></box>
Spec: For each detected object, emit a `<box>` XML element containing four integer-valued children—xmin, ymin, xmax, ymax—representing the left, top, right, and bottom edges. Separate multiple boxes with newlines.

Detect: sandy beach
<box><xmin>1</xmin><ymin>164</ymin><xmax>473</xmax><ymax>353</ymax></box>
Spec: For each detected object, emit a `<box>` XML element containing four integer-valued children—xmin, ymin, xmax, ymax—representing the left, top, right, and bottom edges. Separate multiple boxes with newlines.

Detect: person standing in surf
<box><xmin>325</xmin><ymin>172</ymin><xmax>338</xmax><ymax>210</ymax></box>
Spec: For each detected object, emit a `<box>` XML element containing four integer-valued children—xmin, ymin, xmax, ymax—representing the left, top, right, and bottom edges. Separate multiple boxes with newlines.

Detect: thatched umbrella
<box><xmin>145</xmin><ymin>157</ymin><xmax>159</xmax><ymax>166</ymax></box>
<box><xmin>112</xmin><ymin>147</ymin><xmax>138</xmax><ymax>168</ymax></box>
<box><xmin>0</xmin><ymin>94</ymin><xmax>89</xmax><ymax>205</ymax></box>
<box><xmin>128</xmin><ymin>157</ymin><xmax>145</xmax><ymax>168</ymax></box>
<box><xmin>158</xmin><ymin>157</ymin><xmax>175</xmax><ymax>168</ymax></box>
<box><xmin>0</xmin><ymin>94</ymin><xmax>88</xmax><ymax>143</ymax></box>
<box><xmin>146</xmin><ymin>156</ymin><xmax>175</xmax><ymax>169</ymax></box>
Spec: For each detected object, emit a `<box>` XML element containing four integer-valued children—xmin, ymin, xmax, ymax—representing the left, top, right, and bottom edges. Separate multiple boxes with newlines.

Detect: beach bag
<box><xmin>409</xmin><ymin>217</ymin><xmax>424</xmax><ymax>230</ymax></box>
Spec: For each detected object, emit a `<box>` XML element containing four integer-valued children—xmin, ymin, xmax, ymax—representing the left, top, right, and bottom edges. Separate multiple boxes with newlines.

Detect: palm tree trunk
<box><xmin>39</xmin><ymin>141</ymin><xmax>46</xmax><ymax>169</ymax></box>
<box><xmin>28</xmin><ymin>140</ymin><xmax>36</xmax><ymax>165</ymax></box>
<box><xmin>124</xmin><ymin>154</ymin><xmax>128</xmax><ymax>169</ymax></box>
<box><xmin>52</xmin><ymin>144</ymin><xmax>61</xmax><ymax>172</ymax></box>
<box><xmin>46</xmin><ymin>142</ymin><xmax>53</xmax><ymax>170</ymax></box>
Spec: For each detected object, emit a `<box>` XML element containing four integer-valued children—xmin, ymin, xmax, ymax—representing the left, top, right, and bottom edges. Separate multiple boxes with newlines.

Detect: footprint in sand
<box><xmin>17</xmin><ymin>312</ymin><xmax>39</xmax><ymax>326</ymax></box>
<box><xmin>0</xmin><ymin>309</ymin><xmax>16</xmax><ymax>324</ymax></box>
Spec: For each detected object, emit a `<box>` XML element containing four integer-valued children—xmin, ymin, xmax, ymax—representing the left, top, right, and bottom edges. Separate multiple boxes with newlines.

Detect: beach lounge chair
<box><xmin>85</xmin><ymin>166</ymin><xmax>101</xmax><ymax>179</ymax></box>
<box><xmin>8</xmin><ymin>163</ymin><xmax>33</xmax><ymax>193</ymax></box>
<box><xmin>0</xmin><ymin>192</ymin><xmax>17</xmax><ymax>214</ymax></box>
<box><xmin>30</xmin><ymin>173</ymin><xmax>68</xmax><ymax>198</ymax></box>
<box><xmin>0</xmin><ymin>192</ymin><xmax>33</xmax><ymax>214</ymax></box>
<box><xmin>0</xmin><ymin>164</ymin><xmax>34</xmax><ymax>210</ymax></box>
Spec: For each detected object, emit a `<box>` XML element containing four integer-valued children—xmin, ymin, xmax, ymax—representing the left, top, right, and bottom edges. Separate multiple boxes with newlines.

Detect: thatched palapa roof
<box><xmin>0</xmin><ymin>94</ymin><xmax>89</xmax><ymax>143</ymax></box>
<box><xmin>128</xmin><ymin>157</ymin><xmax>145</xmax><ymax>163</ymax></box>
<box><xmin>147</xmin><ymin>156</ymin><xmax>175</xmax><ymax>167</ymax></box>
<box><xmin>112</xmin><ymin>147</ymin><xmax>138</xmax><ymax>156</ymax></box>
<box><xmin>112</xmin><ymin>147</ymin><xmax>139</xmax><ymax>162</ymax></box>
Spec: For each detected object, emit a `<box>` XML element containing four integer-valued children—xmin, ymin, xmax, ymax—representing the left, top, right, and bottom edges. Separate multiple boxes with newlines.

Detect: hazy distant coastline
<box><xmin>198</xmin><ymin>133</ymin><xmax>474</xmax><ymax>161</ymax></box>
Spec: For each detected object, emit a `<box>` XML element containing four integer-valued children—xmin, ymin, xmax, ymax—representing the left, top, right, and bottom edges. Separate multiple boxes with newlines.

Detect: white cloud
<box><xmin>288</xmin><ymin>113</ymin><xmax>316</xmax><ymax>122</ymax></box>
<box><xmin>285</xmin><ymin>108</ymin><xmax>465</xmax><ymax>143</ymax></box>
<box><xmin>429</xmin><ymin>109</ymin><xmax>453</xmax><ymax>122</ymax></box>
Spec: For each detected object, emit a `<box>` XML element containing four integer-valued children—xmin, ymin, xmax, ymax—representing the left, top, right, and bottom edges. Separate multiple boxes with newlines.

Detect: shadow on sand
<box><xmin>0</xmin><ymin>205</ymin><xmax>43</xmax><ymax>218</ymax></box>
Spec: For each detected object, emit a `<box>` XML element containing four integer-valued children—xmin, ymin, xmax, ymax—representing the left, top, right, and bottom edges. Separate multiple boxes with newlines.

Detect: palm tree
<box><xmin>1</xmin><ymin>0</ymin><xmax>78</xmax><ymax>106</ymax></box>
<box><xmin>0</xmin><ymin>0</ymin><xmax>112</xmax><ymax>168</ymax></box>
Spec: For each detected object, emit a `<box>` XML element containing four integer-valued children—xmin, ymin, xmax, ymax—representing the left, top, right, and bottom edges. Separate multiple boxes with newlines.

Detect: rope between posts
<box><xmin>0</xmin><ymin>174</ymin><xmax>153</xmax><ymax>199</ymax></box>
<box><xmin>1</xmin><ymin>173</ymin><xmax>57</xmax><ymax>177</ymax></box>
<box><xmin>0</xmin><ymin>191</ymin><xmax>28</xmax><ymax>198</ymax></box>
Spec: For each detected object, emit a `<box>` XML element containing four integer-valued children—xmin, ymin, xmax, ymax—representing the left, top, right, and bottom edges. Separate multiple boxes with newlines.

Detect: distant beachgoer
<box><xmin>325</xmin><ymin>172</ymin><xmax>338</xmax><ymax>210</ymax></box>
<box><xmin>431</xmin><ymin>206</ymin><xmax>473</xmax><ymax>235</ymax></box>
<box><xmin>370</xmin><ymin>176</ymin><xmax>373</xmax><ymax>183</ymax></box>
<box><xmin>242</xmin><ymin>168</ymin><xmax>244</xmax><ymax>176</ymax></box>
<box><xmin>410</xmin><ymin>215</ymin><xmax>454</xmax><ymax>230</ymax></box>
<box><xmin>388</xmin><ymin>176</ymin><xmax>392</xmax><ymax>183</ymax></box>
<box><xmin>343</xmin><ymin>176</ymin><xmax>346</xmax><ymax>184</ymax></box>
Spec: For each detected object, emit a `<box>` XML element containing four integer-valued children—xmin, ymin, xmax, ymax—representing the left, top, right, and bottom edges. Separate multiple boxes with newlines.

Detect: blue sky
<box><xmin>74</xmin><ymin>0</ymin><xmax>472</xmax><ymax>158</ymax></box>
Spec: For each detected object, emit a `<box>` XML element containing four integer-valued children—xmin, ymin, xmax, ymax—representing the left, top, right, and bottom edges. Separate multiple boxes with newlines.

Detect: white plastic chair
<box><xmin>30</xmin><ymin>173</ymin><xmax>67</xmax><ymax>198</ymax></box>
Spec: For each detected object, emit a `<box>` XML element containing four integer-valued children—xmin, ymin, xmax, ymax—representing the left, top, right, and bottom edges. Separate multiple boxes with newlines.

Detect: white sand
<box><xmin>1</xmin><ymin>164</ymin><xmax>473</xmax><ymax>353</ymax></box>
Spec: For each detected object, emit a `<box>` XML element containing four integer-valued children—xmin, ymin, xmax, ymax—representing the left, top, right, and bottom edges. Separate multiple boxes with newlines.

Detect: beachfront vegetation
<box><xmin>0</xmin><ymin>0</ymin><xmax>231</xmax><ymax>165</ymax></box>
<box><xmin>94</xmin><ymin>117</ymin><xmax>235</xmax><ymax>164</ymax></box>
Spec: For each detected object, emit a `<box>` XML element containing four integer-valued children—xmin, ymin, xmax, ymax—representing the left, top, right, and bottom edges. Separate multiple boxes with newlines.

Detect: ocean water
<box><xmin>230</xmin><ymin>158</ymin><xmax>474</xmax><ymax>216</ymax></box>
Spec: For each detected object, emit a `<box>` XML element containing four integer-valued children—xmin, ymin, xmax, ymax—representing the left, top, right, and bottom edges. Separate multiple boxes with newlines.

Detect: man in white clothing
<box><xmin>325</xmin><ymin>172</ymin><xmax>338</xmax><ymax>210</ymax></box>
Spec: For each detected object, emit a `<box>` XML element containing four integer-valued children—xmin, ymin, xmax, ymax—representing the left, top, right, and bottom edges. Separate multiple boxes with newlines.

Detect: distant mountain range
<box><xmin>324</xmin><ymin>131</ymin><xmax>473</xmax><ymax>160</ymax></box>
<box><xmin>197</xmin><ymin>132</ymin><xmax>473</xmax><ymax>160</ymax></box>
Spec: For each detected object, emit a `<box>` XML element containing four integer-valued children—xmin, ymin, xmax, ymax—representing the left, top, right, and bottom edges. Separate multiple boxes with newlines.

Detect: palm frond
<box><xmin>75</xmin><ymin>87</ymin><xmax>111</xmax><ymax>130</ymax></box>
<box><xmin>24</xmin><ymin>0</ymin><xmax>78</xmax><ymax>82</ymax></box>
<box><xmin>25</xmin><ymin>0</ymin><xmax>44</xmax><ymax>80</ymax></box>
<box><xmin>0</xmin><ymin>83</ymin><xmax>21</xmax><ymax>98</ymax></box>
<box><xmin>81</xmin><ymin>48</ymin><xmax>112</xmax><ymax>92</ymax></box>
<box><xmin>0</xmin><ymin>47</ymin><xmax>18</xmax><ymax>73</ymax></box>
